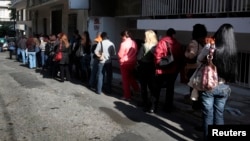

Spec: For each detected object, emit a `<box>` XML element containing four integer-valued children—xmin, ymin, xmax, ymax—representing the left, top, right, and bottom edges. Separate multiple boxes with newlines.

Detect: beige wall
<box><xmin>34</xmin><ymin>0</ymin><xmax>88</xmax><ymax>36</ymax></box>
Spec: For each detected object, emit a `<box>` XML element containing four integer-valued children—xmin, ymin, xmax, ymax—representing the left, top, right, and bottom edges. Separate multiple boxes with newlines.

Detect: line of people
<box><xmin>12</xmin><ymin>24</ymin><xmax>237</xmax><ymax>141</ymax></box>
<box><xmin>14</xmin><ymin>30</ymin><xmax>117</xmax><ymax>94</ymax></box>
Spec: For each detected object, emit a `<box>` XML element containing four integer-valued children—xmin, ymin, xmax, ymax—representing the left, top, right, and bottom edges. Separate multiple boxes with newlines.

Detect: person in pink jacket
<box><xmin>118</xmin><ymin>30</ymin><xmax>140</xmax><ymax>100</ymax></box>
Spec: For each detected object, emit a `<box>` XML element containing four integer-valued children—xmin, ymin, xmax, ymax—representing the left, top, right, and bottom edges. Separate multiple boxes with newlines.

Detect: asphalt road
<box><xmin>0</xmin><ymin>51</ymin><xmax>203</xmax><ymax>141</ymax></box>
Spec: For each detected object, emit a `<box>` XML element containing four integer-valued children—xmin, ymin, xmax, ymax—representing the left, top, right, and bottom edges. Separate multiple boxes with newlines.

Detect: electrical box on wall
<box><xmin>68</xmin><ymin>0</ymin><xmax>89</xmax><ymax>9</ymax></box>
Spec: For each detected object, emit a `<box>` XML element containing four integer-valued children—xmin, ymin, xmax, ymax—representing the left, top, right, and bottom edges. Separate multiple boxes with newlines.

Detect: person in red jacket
<box><xmin>118</xmin><ymin>30</ymin><xmax>140</xmax><ymax>101</ymax></box>
<box><xmin>151</xmin><ymin>28</ymin><xmax>184</xmax><ymax>113</ymax></box>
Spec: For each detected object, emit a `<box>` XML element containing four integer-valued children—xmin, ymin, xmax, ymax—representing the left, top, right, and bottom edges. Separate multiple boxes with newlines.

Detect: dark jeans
<box><xmin>51</xmin><ymin>61</ymin><xmax>59</xmax><ymax>78</ymax></box>
<box><xmin>9</xmin><ymin>50</ymin><xmax>14</xmax><ymax>59</ymax></box>
<box><xmin>36</xmin><ymin>51</ymin><xmax>41</xmax><ymax>68</ymax></box>
<box><xmin>59</xmin><ymin>64</ymin><xmax>70</xmax><ymax>82</ymax></box>
<box><xmin>138</xmin><ymin>62</ymin><xmax>155</xmax><ymax>107</ymax></box>
<box><xmin>102</xmin><ymin>62</ymin><xmax>113</xmax><ymax>94</ymax></box>
<box><xmin>74</xmin><ymin>57</ymin><xmax>82</xmax><ymax>79</ymax></box>
<box><xmin>80</xmin><ymin>55</ymin><xmax>91</xmax><ymax>82</ymax></box>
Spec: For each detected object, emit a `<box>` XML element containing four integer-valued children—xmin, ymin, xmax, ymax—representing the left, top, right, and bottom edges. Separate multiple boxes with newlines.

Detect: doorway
<box><xmin>51</xmin><ymin>10</ymin><xmax>62</xmax><ymax>35</ymax></box>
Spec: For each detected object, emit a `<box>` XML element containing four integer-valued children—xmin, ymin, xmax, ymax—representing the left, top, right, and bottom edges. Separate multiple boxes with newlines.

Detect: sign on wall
<box><xmin>68</xmin><ymin>0</ymin><xmax>89</xmax><ymax>9</ymax></box>
<box><xmin>94</xmin><ymin>18</ymin><xmax>100</xmax><ymax>31</ymax></box>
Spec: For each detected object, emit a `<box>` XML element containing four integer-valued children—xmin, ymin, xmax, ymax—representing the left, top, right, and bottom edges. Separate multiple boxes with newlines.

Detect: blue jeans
<box><xmin>16</xmin><ymin>48</ymin><xmax>21</xmax><ymax>61</ymax></box>
<box><xmin>96</xmin><ymin>63</ymin><xmax>105</xmax><ymax>94</ymax></box>
<box><xmin>96</xmin><ymin>62</ymin><xmax>112</xmax><ymax>94</ymax></box>
<box><xmin>201</xmin><ymin>83</ymin><xmax>231</xmax><ymax>140</ymax></box>
<box><xmin>89</xmin><ymin>59</ymin><xmax>99</xmax><ymax>88</ymax></box>
<box><xmin>21</xmin><ymin>49</ymin><xmax>27</xmax><ymax>64</ymax></box>
<box><xmin>40</xmin><ymin>51</ymin><xmax>48</xmax><ymax>68</ymax></box>
<box><xmin>28</xmin><ymin>52</ymin><xmax>36</xmax><ymax>68</ymax></box>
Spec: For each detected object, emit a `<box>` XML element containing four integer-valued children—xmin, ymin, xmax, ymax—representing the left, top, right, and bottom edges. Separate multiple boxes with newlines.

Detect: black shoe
<box><xmin>194</xmin><ymin>125</ymin><xmax>203</xmax><ymax>132</ymax></box>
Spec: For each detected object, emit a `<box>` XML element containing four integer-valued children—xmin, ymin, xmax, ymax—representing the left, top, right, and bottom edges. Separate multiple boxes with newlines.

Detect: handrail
<box><xmin>142</xmin><ymin>0</ymin><xmax>250</xmax><ymax>17</ymax></box>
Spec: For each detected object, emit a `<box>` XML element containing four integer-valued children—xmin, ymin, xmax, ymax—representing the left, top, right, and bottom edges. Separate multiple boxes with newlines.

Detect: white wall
<box><xmin>88</xmin><ymin>17</ymin><xmax>128</xmax><ymax>47</ymax></box>
<box><xmin>88</xmin><ymin>17</ymin><xmax>118</xmax><ymax>44</ymax></box>
<box><xmin>138</xmin><ymin>18</ymin><xmax>250</xmax><ymax>51</ymax></box>
<box><xmin>137</xmin><ymin>18</ymin><xmax>250</xmax><ymax>33</ymax></box>
<box><xmin>88</xmin><ymin>17</ymin><xmax>129</xmax><ymax>68</ymax></box>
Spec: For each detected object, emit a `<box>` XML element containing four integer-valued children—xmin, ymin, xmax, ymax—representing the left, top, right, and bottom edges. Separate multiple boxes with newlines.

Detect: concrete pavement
<box><xmin>1</xmin><ymin>50</ymin><xmax>249</xmax><ymax>141</ymax></box>
<box><xmin>1</xmin><ymin>51</ymin><xmax>205</xmax><ymax>141</ymax></box>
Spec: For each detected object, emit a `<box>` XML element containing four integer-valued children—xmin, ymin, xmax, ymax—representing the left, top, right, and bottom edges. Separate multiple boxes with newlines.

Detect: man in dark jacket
<box><xmin>151</xmin><ymin>28</ymin><xmax>184</xmax><ymax>113</ymax></box>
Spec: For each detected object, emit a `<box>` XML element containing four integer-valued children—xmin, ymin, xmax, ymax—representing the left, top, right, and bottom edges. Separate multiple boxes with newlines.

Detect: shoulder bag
<box><xmin>188</xmin><ymin>41</ymin><xmax>218</xmax><ymax>91</ymax></box>
<box><xmin>54</xmin><ymin>44</ymin><xmax>63</xmax><ymax>61</ymax></box>
<box><xmin>158</xmin><ymin>41</ymin><xmax>174</xmax><ymax>68</ymax></box>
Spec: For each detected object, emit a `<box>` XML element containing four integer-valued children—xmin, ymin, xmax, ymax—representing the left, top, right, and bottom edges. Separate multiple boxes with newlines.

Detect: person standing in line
<box><xmin>184</xmin><ymin>24</ymin><xmax>208</xmax><ymax>111</ymax></box>
<box><xmin>69</xmin><ymin>29</ymin><xmax>82</xmax><ymax>79</ymax></box>
<box><xmin>88</xmin><ymin>32</ymin><xmax>102</xmax><ymax>90</ymax></box>
<box><xmin>80</xmin><ymin>31</ymin><xmax>92</xmax><ymax>83</ymax></box>
<box><xmin>34</xmin><ymin>35</ymin><xmax>41</xmax><ymax>68</ymax></box>
<box><xmin>152</xmin><ymin>28</ymin><xmax>183</xmax><ymax>113</ymax></box>
<box><xmin>48</xmin><ymin>34</ymin><xmax>60</xmax><ymax>78</ymax></box>
<box><xmin>39</xmin><ymin>35</ymin><xmax>48</xmax><ymax>70</ymax></box>
<box><xmin>15</xmin><ymin>36</ymin><xmax>22</xmax><ymax>62</ymax></box>
<box><xmin>18</xmin><ymin>35</ymin><xmax>28</xmax><ymax>65</ymax></box>
<box><xmin>137</xmin><ymin>30</ymin><xmax>158</xmax><ymax>112</ymax></box>
<box><xmin>8</xmin><ymin>40</ymin><xmax>16</xmax><ymax>59</ymax></box>
<box><xmin>198</xmin><ymin>24</ymin><xmax>238</xmax><ymax>141</ymax></box>
<box><xmin>56</xmin><ymin>33</ymin><xmax>71</xmax><ymax>82</ymax></box>
<box><xmin>26</xmin><ymin>36</ymin><xmax>36</xmax><ymax>69</ymax></box>
<box><xmin>118</xmin><ymin>30</ymin><xmax>140</xmax><ymax>101</ymax></box>
<box><xmin>93</xmin><ymin>32</ymin><xmax>116</xmax><ymax>94</ymax></box>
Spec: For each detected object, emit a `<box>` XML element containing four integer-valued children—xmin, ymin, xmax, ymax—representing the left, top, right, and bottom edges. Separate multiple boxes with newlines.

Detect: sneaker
<box><xmin>149</xmin><ymin>104</ymin><xmax>157</xmax><ymax>113</ymax></box>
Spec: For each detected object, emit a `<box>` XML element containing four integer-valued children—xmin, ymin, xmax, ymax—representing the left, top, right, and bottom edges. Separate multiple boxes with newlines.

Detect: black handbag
<box><xmin>158</xmin><ymin>42</ymin><xmax>174</xmax><ymax>68</ymax></box>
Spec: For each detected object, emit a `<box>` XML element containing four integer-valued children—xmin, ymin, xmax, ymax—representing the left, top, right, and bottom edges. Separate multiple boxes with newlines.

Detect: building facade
<box><xmin>0</xmin><ymin>0</ymin><xmax>11</xmax><ymax>22</ymax></box>
<box><xmin>11</xmin><ymin>0</ymin><xmax>88</xmax><ymax>38</ymax></box>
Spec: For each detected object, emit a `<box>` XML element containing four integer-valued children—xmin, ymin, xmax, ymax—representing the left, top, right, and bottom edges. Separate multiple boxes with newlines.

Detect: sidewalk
<box><xmin>112</xmin><ymin>71</ymin><xmax>250</xmax><ymax>125</ymax></box>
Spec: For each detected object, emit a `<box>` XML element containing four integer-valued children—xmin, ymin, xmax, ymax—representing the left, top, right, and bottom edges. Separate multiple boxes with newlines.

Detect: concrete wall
<box><xmin>138</xmin><ymin>18</ymin><xmax>250</xmax><ymax>51</ymax></box>
<box><xmin>88</xmin><ymin>17</ymin><xmax>127</xmax><ymax>48</ymax></box>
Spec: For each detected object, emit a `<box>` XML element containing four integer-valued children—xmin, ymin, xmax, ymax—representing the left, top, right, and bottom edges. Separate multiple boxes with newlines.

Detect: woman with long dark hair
<box><xmin>198</xmin><ymin>23</ymin><xmax>238</xmax><ymax>141</ymax></box>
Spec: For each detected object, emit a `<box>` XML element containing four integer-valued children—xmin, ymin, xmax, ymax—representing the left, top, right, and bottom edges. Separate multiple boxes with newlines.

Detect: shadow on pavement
<box><xmin>110</xmin><ymin>101</ymin><xmax>203</xmax><ymax>141</ymax></box>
